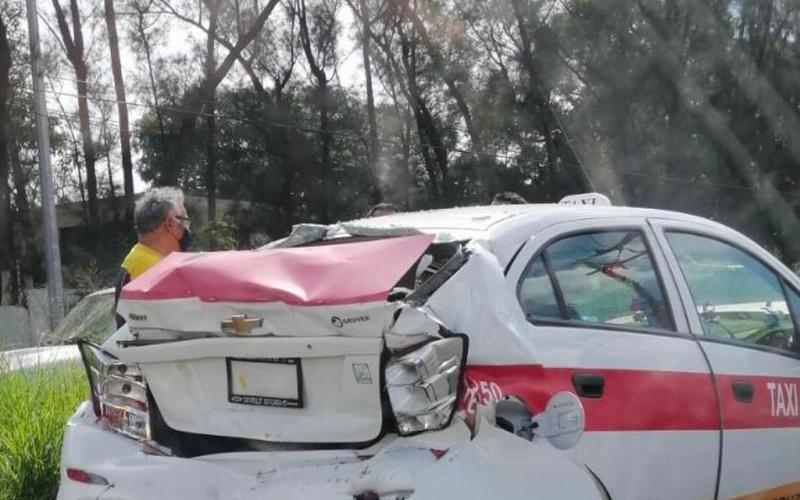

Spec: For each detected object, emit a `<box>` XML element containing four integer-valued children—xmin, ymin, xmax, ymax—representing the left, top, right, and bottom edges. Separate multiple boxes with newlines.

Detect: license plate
<box><xmin>226</xmin><ymin>358</ymin><xmax>304</xmax><ymax>409</ymax></box>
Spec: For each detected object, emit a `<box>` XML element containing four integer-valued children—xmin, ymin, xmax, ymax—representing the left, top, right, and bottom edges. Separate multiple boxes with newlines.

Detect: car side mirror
<box><xmin>495</xmin><ymin>392</ymin><xmax>585</xmax><ymax>450</ymax></box>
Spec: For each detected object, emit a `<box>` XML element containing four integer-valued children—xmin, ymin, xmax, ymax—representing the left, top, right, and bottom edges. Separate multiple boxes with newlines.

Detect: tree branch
<box><xmin>210</xmin><ymin>0</ymin><xmax>281</xmax><ymax>89</ymax></box>
<box><xmin>51</xmin><ymin>0</ymin><xmax>76</xmax><ymax>59</ymax></box>
<box><xmin>37</xmin><ymin>12</ymin><xmax>69</xmax><ymax>56</ymax></box>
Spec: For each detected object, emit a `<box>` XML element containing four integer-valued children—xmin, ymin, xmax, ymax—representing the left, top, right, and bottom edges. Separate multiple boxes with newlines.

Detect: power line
<box><xmin>40</xmin><ymin>71</ymin><xmax>485</xmax><ymax>140</ymax></box>
<box><xmin>15</xmin><ymin>86</ymin><xmax>797</xmax><ymax>196</ymax></box>
<box><xmin>21</xmin><ymin>84</ymin><xmax>522</xmax><ymax>161</ymax></box>
<box><xmin>43</xmin><ymin>70</ymin><xmax>500</xmax><ymax>146</ymax></box>
<box><xmin>9</xmin><ymin>101</ymin><xmax>274</xmax><ymax>158</ymax></box>
<box><xmin>48</xmin><ymin>72</ymin><xmax>484</xmax><ymax>139</ymax></box>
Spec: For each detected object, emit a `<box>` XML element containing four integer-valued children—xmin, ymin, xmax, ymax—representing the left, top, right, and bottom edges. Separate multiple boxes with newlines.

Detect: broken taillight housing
<box><xmin>78</xmin><ymin>341</ymin><xmax>151</xmax><ymax>441</ymax></box>
<box><xmin>386</xmin><ymin>336</ymin><xmax>467</xmax><ymax>435</ymax></box>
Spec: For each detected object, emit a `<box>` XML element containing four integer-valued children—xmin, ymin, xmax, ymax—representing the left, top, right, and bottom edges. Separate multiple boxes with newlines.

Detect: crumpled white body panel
<box><xmin>424</xmin><ymin>241</ymin><xmax>538</xmax><ymax>365</ymax></box>
<box><xmin>102</xmin><ymin>239</ymin><xmax>535</xmax><ymax>445</ymax></box>
<box><xmin>57</xmin><ymin>402</ymin><xmax>602</xmax><ymax>500</ymax></box>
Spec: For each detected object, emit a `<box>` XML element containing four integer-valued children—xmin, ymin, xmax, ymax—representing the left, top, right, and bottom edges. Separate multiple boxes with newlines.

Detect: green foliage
<box><xmin>0</xmin><ymin>362</ymin><xmax>86</xmax><ymax>500</ymax></box>
<box><xmin>5</xmin><ymin>0</ymin><xmax>800</xmax><ymax>287</ymax></box>
<box><xmin>192</xmin><ymin>216</ymin><xmax>238</xmax><ymax>251</ymax></box>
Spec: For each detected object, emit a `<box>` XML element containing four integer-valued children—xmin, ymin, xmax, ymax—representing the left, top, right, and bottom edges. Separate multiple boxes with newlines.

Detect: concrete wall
<box><xmin>0</xmin><ymin>306</ymin><xmax>32</xmax><ymax>351</ymax></box>
<box><xmin>0</xmin><ymin>290</ymin><xmax>83</xmax><ymax>351</ymax></box>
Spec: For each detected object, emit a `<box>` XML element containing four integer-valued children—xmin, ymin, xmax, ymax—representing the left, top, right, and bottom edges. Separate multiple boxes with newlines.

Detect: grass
<box><xmin>0</xmin><ymin>361</ymin><xmax>87</xmax><ymax>500</ymax></box>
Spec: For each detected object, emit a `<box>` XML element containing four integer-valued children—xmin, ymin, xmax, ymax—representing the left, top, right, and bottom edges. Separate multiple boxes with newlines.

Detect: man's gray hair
<box><xmin>134</xmin><ymin>187</ymin><xmax>184</xmax><ymax>234</ymax></box>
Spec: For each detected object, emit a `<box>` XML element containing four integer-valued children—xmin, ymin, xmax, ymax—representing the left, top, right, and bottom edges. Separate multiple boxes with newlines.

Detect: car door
<box><xmin>650</xmin><ymin>218</ymin><xmax>800</xmax><ymax>499</ymax></box>
<box><xmin>504</xmin><ymin>217</ymin><xmax>720</xmax><ymax>500</ymax></box>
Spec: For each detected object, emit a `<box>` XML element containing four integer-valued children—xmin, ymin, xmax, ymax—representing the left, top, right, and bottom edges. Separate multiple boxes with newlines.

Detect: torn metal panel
<box><xmin>423</xmin><ymin>240</ymin><xmax>538</xmax><ymax>365</ymax></box>
<box><xmin>339</xmin><ymin>221</ymin><xmax>423</xmax><ymax>238</ymax></box>
<box><xmin>104</xmin><ymin>229</ymin><xmax>533</xmax><ymax>451</ymax></box>
<box><xmin>342</xmin><ymin>222</ymin><xmax>478</xmax><ymax>244</ymax></box>
<box><xmin>261</xmin><ymin>223</ymin><xmax>330</xmax><ymax>249</ymax></box>
<box><xmin>60</xmin><ymin>401</ymin><xmax>602</xmax><ymax>500</ymax></box>
<box><xmin>385</xmin><ymin>305</ymin><xmax>442</xmax><ymax>351</ymax></box>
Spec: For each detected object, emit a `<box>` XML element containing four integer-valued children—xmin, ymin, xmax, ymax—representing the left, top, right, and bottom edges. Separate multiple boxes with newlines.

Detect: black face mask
<box><xmin>179</xmin><ymin>227</ymin><xmax>192</xmax><ymax>251</ymax></box>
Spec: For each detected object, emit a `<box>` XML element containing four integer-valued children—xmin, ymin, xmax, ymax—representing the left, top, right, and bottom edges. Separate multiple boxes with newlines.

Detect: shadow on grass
<box><xmin>0</xmin><ymin>361</ymin><xmax>86</xmax><ymax>500</ymax></box>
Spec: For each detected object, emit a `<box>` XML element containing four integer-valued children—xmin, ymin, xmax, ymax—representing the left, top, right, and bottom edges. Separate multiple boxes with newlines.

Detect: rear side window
<box><xmin>517</xmin><ymin>256</ymin><xmax>560</xmax><ymax>319</ymax></box>
<box><xmin>666</xmin><ymin>232</ymin><xmax>798</xmax><ymax>351</ymax></box>
<box><xmin>518</xmin><ymin>230</ymin><xmax>674</xmax><ymax>331</ymax></box>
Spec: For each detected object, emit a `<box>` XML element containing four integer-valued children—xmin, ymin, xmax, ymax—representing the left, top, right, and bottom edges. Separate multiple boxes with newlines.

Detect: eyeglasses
<box><xmin>173</xmin><ymin>215</ymin><xmax>191</xmax><ymax>229</ymax></box>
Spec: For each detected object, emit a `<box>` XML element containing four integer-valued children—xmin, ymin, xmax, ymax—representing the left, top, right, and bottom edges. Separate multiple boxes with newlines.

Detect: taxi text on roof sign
<box><xmin>558</xmin><ymin>192</ymin><xmax>612</xmax><ymax>206</ymax></box>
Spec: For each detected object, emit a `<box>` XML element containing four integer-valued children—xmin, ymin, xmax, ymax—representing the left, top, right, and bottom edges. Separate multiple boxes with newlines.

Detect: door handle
<box><xmin>732</xmin><ymin>380</ymin><xmax>754</xmax><ymax>403</ymax></box>
<box><xmin>572</xmin><ymin>373</ymin><xmax>605</xmax><ymax>398</ymax></box>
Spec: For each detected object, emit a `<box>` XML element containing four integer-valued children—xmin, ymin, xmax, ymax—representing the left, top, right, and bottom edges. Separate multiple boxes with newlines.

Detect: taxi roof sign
<box><xmin>558</xmin><ymin>193</ymin><xmax>612</xmax><ymax>206</ymax></box>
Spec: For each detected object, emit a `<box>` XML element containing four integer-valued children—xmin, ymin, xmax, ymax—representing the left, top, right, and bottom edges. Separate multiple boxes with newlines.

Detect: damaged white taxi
<box><xmin>59</xmin><ymin>194</ymin><xmax>800</xmax><ymax>499</ymax></box>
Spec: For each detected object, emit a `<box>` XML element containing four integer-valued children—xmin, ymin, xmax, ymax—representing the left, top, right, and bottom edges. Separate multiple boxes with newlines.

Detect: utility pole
<box><xmin>26</xmin><ymin>0</ymin><xmax>65</xmax><ymax>330</ymax></box>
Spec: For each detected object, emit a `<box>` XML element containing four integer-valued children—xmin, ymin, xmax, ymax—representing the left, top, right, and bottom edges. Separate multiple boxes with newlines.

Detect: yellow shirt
<box><xmin>120</xmin><ymin>243</ymin><xmax>164</xmax><ymax>280</ymax></box>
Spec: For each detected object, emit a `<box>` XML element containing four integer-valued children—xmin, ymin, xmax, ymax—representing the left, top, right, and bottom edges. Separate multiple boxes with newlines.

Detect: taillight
<box><xmin>66</xmin><ymin>467</ymin><xmax>110</xmax><ymax>486</ymax></box>
<box><xmin>78</xmin><ymin>341</ymin><xmax>151</xmax><ymax>441</ymax></box>
<box><xmin>385</xmin><ymin>336</ymin><xmax>467</xmax><ymax>435</ymax></box>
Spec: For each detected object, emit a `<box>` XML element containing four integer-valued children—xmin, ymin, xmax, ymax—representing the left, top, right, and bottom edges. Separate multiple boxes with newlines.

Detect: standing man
<box><xmin>114</xmin><ymin>187</ymin><xmax>192</xmax><ymax>327</ymax></box>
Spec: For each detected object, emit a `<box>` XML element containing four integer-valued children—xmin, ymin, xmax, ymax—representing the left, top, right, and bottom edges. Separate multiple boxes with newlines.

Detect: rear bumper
<box><xmin>58</xmin><ymin>401</ymin><xmax>603</xmax><ymax>500</ymax></box>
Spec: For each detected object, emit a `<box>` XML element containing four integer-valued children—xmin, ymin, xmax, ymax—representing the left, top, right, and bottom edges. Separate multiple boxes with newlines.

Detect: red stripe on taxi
<box><xmin>716</xmin><ymin>374</ymin><xmax>800</xmax><ymax>429</ymax></box>
<box><xmin>465</xmin><ymin>365</ymin><xmax>800</xmax><ymax>431</ymax></box>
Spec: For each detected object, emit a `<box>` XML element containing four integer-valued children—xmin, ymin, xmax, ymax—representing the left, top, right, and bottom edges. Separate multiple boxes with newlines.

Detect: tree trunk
<box><xmin>73</xmin><ymin>147</ymin><xmax>86</xmax><ymax>219</ymax></box>
<box><xmin>106</xmin><ymin>143</ymin><xmax>120</xmax><ymax>222</ymax></box>
<box><xmin>52</xmin><ymin>0</ymin><xmax>99</xmax><ymax>225</ymax></box>
<box><xmin>276</xmin><ymin>110</ymin><xmax>295</xmax><ymax>233</ymax></box>
<box><xmin>401</xmin><ymin>104</ymin><xmax>412</xmax><ymax>208</ymax></box>
<box><xmin>0</xmin><ymin>14</ymin><xmax>12</xmax><ymax>303</ymax></box>
<box><xmin>511</xmin><ymin>0</ymin><xmax>590</xmax><ymax>195</ymax></box>
<box><xmin>135</xmin><ymin>7</ymin><xmax>168</xmax><ymax>160</ymax></box>
<box><xmin>356</xmin><ymin>0</ymin><xmax>381</xmax><ymax>203</ymax></box>
<box><xmin>9</xmin><ymin>245</ymin><xmax>19</xmax><ymax>305</ymax></box>
<box><xmin>368</xmin><ymin>20</ymin><xmax>432</xmax><ymax>206</ymax></box>
<box><xmin>74</xmin><ymin>62</ymin><xmax>98</xmax><ymax>223</ymax></box>
<box><xmin>0</xmin><ymin>184</ymin><xmax>11</xmax><ymax>303</ymax></box>
<box><xmin>371</xmin><ymin>22</ymin><xmax>440</xmax><ymax>204</ymax></box>
<box><xmin>10</xmin><ymin>143</ymin><xmax>31</xmax><ymax>300</ymax></box>
<box><xmin>104</xmin><ymin>0</ymin><xmax>135</xmax><ymax>228</ymax></box>
<box><xmin>5</xmin><ymin>191</ymin><xmax>19</xmax><ymax>304</ymax></box>
<box><xmin>10</xmin><ymin>145</ymin><xmax>30</xmax><ymax>231</ymax></box>
<box><xmin>399</xmin><ymin>25</ymin><xmax>447</xmax><ymax>205</ymax></box>
<box><xmin>173</xmin><ymin>0</ymin><xmax>281</xmax><ymax>184</ymax></box>
<box><xmin>297</xmin><ymin>0</ymin><xmax>334</xmax><ymax>222</ymax></box>
<box><xmin>205</xmin><ymin>105</ymin><xmax>217</xmax><ymax>220</ymax></box>
<box><xmin>318</xmin><ymin>81</ymin><xmax>331</xmax><ymax>222</ymax></box>
<box><xmin>204</xmin><ymin>0</ymin><xmax>220</xmax><ymax>221</ymax></box>
<box><xmin>398</xmin><ymin>0</ymin><xmax>480</xmax><ymax>150</ymax></box>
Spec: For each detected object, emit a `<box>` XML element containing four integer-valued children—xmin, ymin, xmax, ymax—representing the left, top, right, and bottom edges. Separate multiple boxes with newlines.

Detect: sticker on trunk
<box><xmin>352</xmin><ymin>363</ymin><xmax>373</xmax><ymax>384</ymax></box>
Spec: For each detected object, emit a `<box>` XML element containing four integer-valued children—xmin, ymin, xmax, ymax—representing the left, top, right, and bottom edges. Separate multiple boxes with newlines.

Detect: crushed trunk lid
<box><xmin>111</xmin><ymin>235</ymin><xmax>435</xmax><ymax>445</ymax></box>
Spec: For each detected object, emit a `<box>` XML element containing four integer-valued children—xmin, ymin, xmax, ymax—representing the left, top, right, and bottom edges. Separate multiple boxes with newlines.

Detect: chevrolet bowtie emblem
<box><xmin>221</xmin><ymin>314</ymin><xmax>264</xmax><ymax>335</ymax></box>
